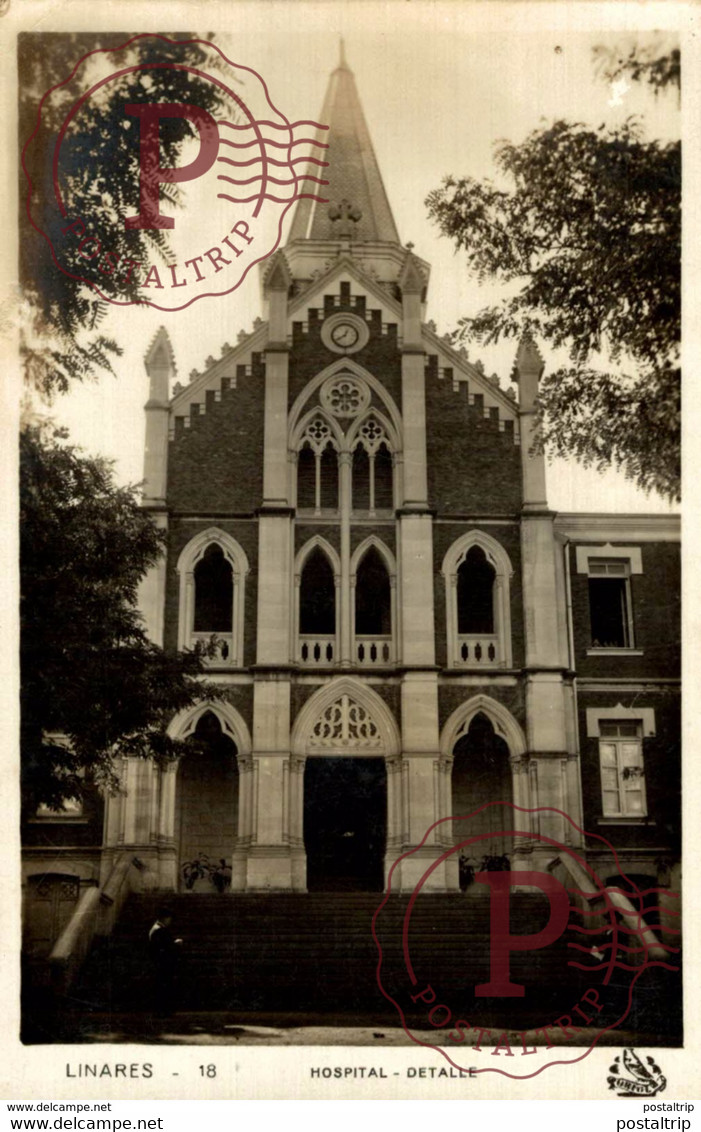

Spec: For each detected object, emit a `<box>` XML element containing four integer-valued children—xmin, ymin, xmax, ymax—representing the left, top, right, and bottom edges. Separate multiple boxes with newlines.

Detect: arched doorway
<box><xmin>175</xmin><ymin>711</ymin><xmax>239</xmax><ymax>892</ymax></box>
<box><xmin>451</xmin><ymin>712</ymin><xmax>513</xmax><ymax>887</ymax></box>
<box><xmin>304</xmin><ymin>757</ymin><xmax>387</xmax><ymax>891</ymax></box>
<box><xmin>291</xmin><ymin>680</ymin><xmax>399</xmax><ymax>892</ymax></box>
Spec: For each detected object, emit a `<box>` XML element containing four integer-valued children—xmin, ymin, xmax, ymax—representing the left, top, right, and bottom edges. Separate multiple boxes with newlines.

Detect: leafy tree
<box><xmin>20</xmin><ymin>32</ymin><xmax>227</xmax><ymax>397</ymax></box>
<box><xmin>426</xmin><ymin>50</ymin><xmax>680</xmax><ymax>500</ymax></box>
<box><xmin>20</xmin><ymin>425</ymin><xmax>214</xmax><ymax>812</ymax></box>
<box><xmin>593</xmin><ymin>39</ymin><xmax>680</xmax><ymax>94</ymax></box>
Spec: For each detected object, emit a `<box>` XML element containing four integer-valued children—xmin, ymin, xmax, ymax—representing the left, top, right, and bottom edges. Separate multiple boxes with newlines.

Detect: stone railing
<box><xmin>355</xmin><ymin>635</ymin><xmax>394</xmax><ymax>666</ymax></box>
<box><xmin>455</xmin><ymin>634</ymin><xmax>499</xmax><ymax>666</ymax></box>
<box><xmin>49</xmin><ymin>854</ymin><xmax>145</xmax><ymax>997</ymax></box>
<box><xmin>298</xmin><ymin>635</ymin><xmax>336</xmax><ymax>665</ymax></box>
<box><xmin>190</xmin><ymin>631</ymin><xmax>234</xmax><ymax>666</ymax></box>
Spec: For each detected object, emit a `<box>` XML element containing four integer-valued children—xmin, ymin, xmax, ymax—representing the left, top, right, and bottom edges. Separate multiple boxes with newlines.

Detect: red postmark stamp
<box><xmin>373</xmin><ymin>804</ymin><xmax>681</xmax><ymax>1080</ymax></box>
<box><xmin>22</xmin><ymin>34</ymin><xmax>329</xmax><ymax>311</ymax></box>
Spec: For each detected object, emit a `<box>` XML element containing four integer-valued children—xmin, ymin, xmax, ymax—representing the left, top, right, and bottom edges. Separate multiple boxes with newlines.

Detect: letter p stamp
<box><xmin>22</xmin><ymin>34</ymin><xmax>329</xmax><ymax>310</ymax></box>
<box><xmin>373</xmin><ymin>804</ymin><xmax>682</xmax><ymax>1080</ymax></box>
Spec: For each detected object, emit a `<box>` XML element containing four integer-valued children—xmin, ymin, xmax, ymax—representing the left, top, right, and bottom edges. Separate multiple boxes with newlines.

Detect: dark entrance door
<box><xmin>176</xmin><ymin>711</ymin><xmax>239</xmax><ymax>892</ymax></box>
<box><xmin>304</xmin><ymin>757</ymin><xmax>387</xmax><ymax>891</ymax></box>
<box><xmin>451</xmin><ymin>713</ymin><xmax>513</xmax><ymax>888</ymax></box>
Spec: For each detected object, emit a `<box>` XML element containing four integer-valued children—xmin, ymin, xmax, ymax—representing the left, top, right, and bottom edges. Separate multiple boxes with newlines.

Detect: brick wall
<box><xmin>569</xmin><ymin>542</ymin><xmax>681</xmax><ymax>679</ymax></box>
<box><xmin>438</xmin><ymin>683</ymin><xmax>526</xmax><ymax>736</ymax></box>
<box><xmin>167</xmin><ymin>357</ymin><xmax>265</xmax><ymax>513</ymax></box>
<box><xmin>577</xmin><ymin>688</ymin><xmax>680</xmax><ymax>854</ymax></box>
<box><xmin>288</xmin><ymin>285</ymin><xmax>402</xmax><ymax>411</ymax></box>
<box><xmin>426</xmin><ymin>363</ymin><xmax>522</xmax><ymax>514</ymax></box>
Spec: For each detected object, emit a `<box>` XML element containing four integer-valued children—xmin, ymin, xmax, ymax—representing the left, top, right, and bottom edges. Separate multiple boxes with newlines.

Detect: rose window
<box><xmin>320</xmin><ymin>374</ymin><xmax>371</xmax><ymax>419</ymax></box>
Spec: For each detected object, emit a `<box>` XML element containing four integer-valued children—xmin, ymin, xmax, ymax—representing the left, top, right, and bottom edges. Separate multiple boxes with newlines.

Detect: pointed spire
<box><xmin>144</xmin><ymin>326</ymin><xmax>175</xmax><ymax>377</ymax></box>
<box><xmin>144</xmin><ymin>326</ymin><xmax>175</xmax><ymax>403</ymax></box>
<box><xmin>512</xmin><ymin>332</ymin><xmax>545</xmax><ymax>414</ymax></box>
<box><xmin>338</xmin><ymin>37</ymin><xmax>349</xmax><ymax>71</ymax></box>
<box><xmin>287</xmin><ymin>47</ymin><xmax>400</xmax><ymax>245</ymax></box>
<box><xmin>399</xmin><ymin>249</ymin><xmax>426</xmax><ymax>294</ymax></box>
<box><xmin>263</xmin><ymin>249</ymin><xmax>292</xmax><ymax>293</ymax></box>
<box><xmin>514</xmin><ymin>332</ymin><xmax>544</xmax><ymax>379</ymax></box>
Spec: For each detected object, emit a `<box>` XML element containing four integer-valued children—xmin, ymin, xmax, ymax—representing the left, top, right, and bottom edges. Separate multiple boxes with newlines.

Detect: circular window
<box><xmin>320</xmin><ymin>374</ymin><xmax>371</xmax><ymax>419</ymax></box>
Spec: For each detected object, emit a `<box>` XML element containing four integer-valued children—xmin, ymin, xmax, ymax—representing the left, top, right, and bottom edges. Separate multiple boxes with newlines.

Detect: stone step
<box><xmin>71</xmin><ymin>889</ymin><xmax>585</xmax><ymax>1021</ymax></box>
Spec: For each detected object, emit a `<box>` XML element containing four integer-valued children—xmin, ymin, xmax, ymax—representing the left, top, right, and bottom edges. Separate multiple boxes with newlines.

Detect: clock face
<box><xmin>330</xmin><ymin>322</ymin><xmax>360</xmax><ymax>349</ymax></box>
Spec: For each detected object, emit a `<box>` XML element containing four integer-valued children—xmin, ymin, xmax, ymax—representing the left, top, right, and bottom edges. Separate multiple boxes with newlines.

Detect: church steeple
<box><xmin>287</xmin><ymin>44</ymin><xmax>400</xmax><ymax>245</ymax></box>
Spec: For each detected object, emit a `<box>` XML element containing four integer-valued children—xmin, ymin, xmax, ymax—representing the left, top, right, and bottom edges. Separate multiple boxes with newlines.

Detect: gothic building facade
<box><xmin>22</xmin><ymin>53</ymin><xmax>680</xmax><ymax>954</ymax></box>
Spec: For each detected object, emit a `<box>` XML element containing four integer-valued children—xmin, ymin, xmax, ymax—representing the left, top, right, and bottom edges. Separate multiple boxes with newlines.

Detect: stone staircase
<box><xmin>68</xmin><ymin>891</ymin><xmax>592</xmax><ymax>1028</ymax></box>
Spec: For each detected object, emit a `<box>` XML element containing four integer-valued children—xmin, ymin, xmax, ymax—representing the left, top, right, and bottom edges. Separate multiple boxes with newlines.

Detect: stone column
<box><xmin>514</xmin><ymin>336</ymin><xmax>579</xmax><ymax>862</ymax></box>
<box><xmin>339</xmin><ymin>452</ymin><xmax>352</xmax><ymax>664</ymax></box>
<box><xmin>137</xmin><ymin>328</ymin><xmax>174</xmax><ymax>646</ymax></box>
<box><xmin>248</xmin><ymin>678</ymin><xmax>293</xmax><ymax>889</ymax></box>
<box><xmin>394</xmin><ymin>253</ymin><xmax>446</xmax><ymax>888</ymax></box>
<box><xmin>249</xmin><ymin>253</ymin><xmax>295</xmax><ymax>888</ymax></box>
<box><xmin>232</xmin><ymin>754</ymin><xmax>253</xmax><ymax>891</ymax></box>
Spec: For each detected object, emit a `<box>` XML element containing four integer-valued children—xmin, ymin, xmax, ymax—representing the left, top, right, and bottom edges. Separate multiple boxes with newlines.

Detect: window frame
<box><xmin>294</xmin><ymin>536</ymin><xmax>341</xmax><ymax>666</ymax></box>
<box><xmin>597</xmin><ymin>720</ymin><xmax>648</xmax><ymax>820</ymax></box>
<box><xmin>294</xmin><ymin>410</ymin><xmax>342</xmax><ymax>515</ymax></box>
<box><xmin>176</xmin><ymin>528</ymin><xmax>249</xmax><ymax>668</ymax></box>
<box><xmin>29</xmin><ymin>742</ymin><xmax>88</xmax><ymax>823</ymax></box>
<box><xmin>575</xmin><ymin>544</ymin><xmax>643</xmax><ymax>655</ymax></box>
<box><xmin>441</xmin><ymin>531</ymin><xmax>514</xmax><ymax>669</ymax></box>
<box><xmin>350</xmin><ymin>536</ymin><xmax>397</xmax><ymax>666</ymax></box>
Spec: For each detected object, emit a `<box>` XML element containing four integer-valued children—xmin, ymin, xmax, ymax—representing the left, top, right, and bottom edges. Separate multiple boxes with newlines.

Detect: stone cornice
<box><xmin>555</xmin><ymin>513</ymin><xmax>680</xmax><ymax>542</ymax></box>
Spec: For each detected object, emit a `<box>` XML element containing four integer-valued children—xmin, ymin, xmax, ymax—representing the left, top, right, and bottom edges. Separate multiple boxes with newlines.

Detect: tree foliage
<box><xmin>20</xmin><ymin>426</ymin><xmax>214</xmax><ymax>811</ymax></box>
<box><xmin>20</xmin><ymin>32</ymin><xmax>226</xmax><ymax>397</ymax></box>
<box><xmin>426</xmin><ymin>53</ymin><xmax>680</xmax><ymax>500</ymax></box>
<box><xmin>593</xmin><ymin>39</ymin><xmax>680</xmax><ymax>94</ymax></box>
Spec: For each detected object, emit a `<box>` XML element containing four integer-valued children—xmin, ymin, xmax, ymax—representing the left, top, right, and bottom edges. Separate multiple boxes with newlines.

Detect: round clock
<box><xmin>330</xmin><ymin>322</ymin><xmax>360</xmax><ymax>349</ymax></box>
<box><xmin>321</xmin><ymin>312</ymin><xmax>370</xmax><ymax>355</ymax></box>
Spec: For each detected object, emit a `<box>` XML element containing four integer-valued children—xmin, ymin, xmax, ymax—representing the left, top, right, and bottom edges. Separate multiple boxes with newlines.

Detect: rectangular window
<box><xmin>588</xmin><ymin>559</ymin><xmax>634</xmax><ymax>648</ymax></box>
<box><xmin>599</xmin><ymin>720</ymin><xmax>647</xmax><ymax>818</ymax></box>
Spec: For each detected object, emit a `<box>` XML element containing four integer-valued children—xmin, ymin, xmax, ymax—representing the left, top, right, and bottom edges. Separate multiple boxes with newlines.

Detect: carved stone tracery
<box><xmin>308</xmin><ymin>693</ymin><xmax>383</xmax><ymax>751</ymax></box>
<box><xmin>320</xmin><ymin>374</ymin><xmax>371</xmax><ymax>420</ymax></box>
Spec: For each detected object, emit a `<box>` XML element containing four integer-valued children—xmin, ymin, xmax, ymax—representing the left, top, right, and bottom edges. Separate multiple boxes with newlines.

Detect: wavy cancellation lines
<box><xmin>216</xmin><ymin>118</ymin><xmax>330</xmax><ymax>208</ymax></box>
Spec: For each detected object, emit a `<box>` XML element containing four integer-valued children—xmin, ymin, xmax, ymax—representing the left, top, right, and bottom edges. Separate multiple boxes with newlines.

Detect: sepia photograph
<box><xmin>6</xmin><ymin>0</ymin><xmax>694</xmax><ymax>1102</ymax></box>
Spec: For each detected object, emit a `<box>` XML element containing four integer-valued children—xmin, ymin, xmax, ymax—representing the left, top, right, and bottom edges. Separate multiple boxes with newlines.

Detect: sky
<box><xmin>36</xmin><ymin>3</ymin><xmax>682</xmax><ymax>513</ymax></box>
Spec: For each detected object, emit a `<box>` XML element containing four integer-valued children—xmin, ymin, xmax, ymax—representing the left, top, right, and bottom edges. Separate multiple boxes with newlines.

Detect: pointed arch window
<box><xmin>457</xmin><ymin>546</ymin><xmax>495</xmax><ymax>636</ymax></box>
<box><xmin>297</xmin><ymin>544</ymin><xmax>338</xmax><ymax>665</ymax></box>
<box><xmin>351</xmin><ymin>540</ymin><xmax>396</xmax><ymax>666</ymax></box>
<box><xmin>351</xmin><ymin>416</ymin><xmax>394</xmax><ymax>514</ymax></box>
<box><xmin>296</xmin><ymin>416</ymin><xmax>339</xmax><ymax>514</ymax></box>
<box><xmin>194</xmin><ymin>544</ymin><xmax>234</xmax><ymax>633</ymax></box>
<box><xmin>442</xmin><ymin>533</ymin><xmax>513</xmax><ymax>669</ymax></box>
<box><xmin>288</xmin><ymin>367</ymin><xmax>403</xmax><ymax>669</ymax></box>
<box><xmin>177</xmin><ymin>530</ymin><xmax>249</xmax><ymax>668</ymax></box>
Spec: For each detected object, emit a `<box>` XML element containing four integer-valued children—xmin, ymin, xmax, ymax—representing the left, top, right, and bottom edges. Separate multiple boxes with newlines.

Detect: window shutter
<box><xmin>600</xmin><ymin>742</ymin><xmax>621</xmax><ymax>814</ymax></box>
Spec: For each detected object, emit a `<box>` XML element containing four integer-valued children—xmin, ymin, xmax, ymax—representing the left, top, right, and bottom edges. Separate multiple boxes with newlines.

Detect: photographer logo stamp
<box><xmin>608</xmin><ymin>1049</ymin><xmax>666</xmax><ymax>1097</ymax></box>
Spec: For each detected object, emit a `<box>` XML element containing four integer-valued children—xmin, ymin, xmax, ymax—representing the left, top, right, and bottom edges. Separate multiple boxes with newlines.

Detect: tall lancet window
<box><xmin>194</xmin><ymin>544</ymin><xmax>234</xmax><ymax>634</ymax></box>
<box><xmin>352</xmin><ymin>541</ymin><xmax>396</xmax><ymax>666</ymax></box>
<box><xmin>299</xmin><ymin>546</ymin><xmax>337</xmax><ymax>665</ymax></box>
<box><xmin>442</xmin><ymin>533</ymin><xmax>514</xmax><ymax>669</ymax></box>
<box><xmin>355</xmin><ymin>548</ymin><xmax>391</xmax><ymax>636</ymax></box>
<box><xmin>351</xmin><ymin>415</ymin><xmax>393</xmax><ymax>514</ymax></box>
<box><xmin>290</xmin><ymin>370</ymin><xmax>402</xmax><ymax>668</ymax></box>
<box><xmin>297</xmin><ymin>416</ymin><xmax>339</xmax><ymax>513</ymax></box>
<box><xmin>177</xmin><ymin>530</ymin><xmax>249</xmax><ymax>669</ymax></box>
<box><xmin>457</xmin><ymin>546</ymin><xmax>495</xmax><ymax>635</ymax></box>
